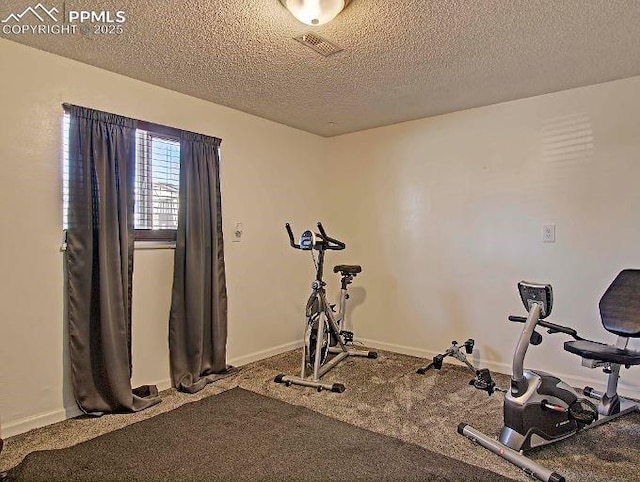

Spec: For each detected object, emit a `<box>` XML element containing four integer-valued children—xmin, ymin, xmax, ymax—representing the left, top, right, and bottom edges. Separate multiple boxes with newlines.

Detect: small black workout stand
<box><xmin>274</xmin><ymin>222</ymin><xmax>377</xmax><ymax>393</ymax></box>
<box><xmin>416</xmin><ymin>339</ymin><xmax>503</xmax><ymax>395</ymax></box>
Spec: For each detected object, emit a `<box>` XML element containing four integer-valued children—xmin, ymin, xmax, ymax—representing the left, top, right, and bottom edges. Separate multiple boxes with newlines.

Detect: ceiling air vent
<box><xmin>294</xmin><ymin>33</ymin><xmax>343</xmax><ymax>57</ymax></box>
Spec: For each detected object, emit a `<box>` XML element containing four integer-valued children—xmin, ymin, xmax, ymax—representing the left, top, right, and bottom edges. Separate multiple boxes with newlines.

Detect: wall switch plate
<box><xmin>232</xmin><ymin>222</ymin><xmax>243</xmax><ymax>243</ymax></box>
<box><xmin>543</xmin><ymin>224</ymin><xmax>556</xmax><ymax>243</ymax></box>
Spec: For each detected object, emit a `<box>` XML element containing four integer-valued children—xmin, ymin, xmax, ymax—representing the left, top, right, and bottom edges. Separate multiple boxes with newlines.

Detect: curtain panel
<box><xmin>65</xmin><ymin>104</ymin><xmax>160</xmax><ymax>414</ymax></box>
<box><xmin>169</xmin><ymin>132</ymin><xmax>236</xmax><ymax>393</ymax></box>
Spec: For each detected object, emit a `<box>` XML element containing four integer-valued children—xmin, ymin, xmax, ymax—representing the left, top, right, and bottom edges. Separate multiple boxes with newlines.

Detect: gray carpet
<box><xmin>2</xmin><ymin>349</ymin><xmax>639</xmax><ymax>481</ymax></box>
<box><xmin>7</xmin><ymin>387</ymin><xmax>513</xmax><ymax>481</ymax></box>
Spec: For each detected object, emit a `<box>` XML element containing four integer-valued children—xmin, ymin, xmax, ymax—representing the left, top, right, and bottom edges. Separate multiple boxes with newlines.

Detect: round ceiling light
<box><xmin>279</xmin><ymin>0</ymin><xmax>351</xmax><ymax>26</ymax></box>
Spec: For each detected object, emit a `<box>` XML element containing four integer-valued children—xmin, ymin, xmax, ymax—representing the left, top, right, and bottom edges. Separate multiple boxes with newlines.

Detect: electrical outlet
<box><xmin>542</xmin><ymin>224</ymin><xmax>556</xmax><ymax>243</ymax></box>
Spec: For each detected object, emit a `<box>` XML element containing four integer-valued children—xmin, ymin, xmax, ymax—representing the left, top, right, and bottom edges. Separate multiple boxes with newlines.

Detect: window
<box><xmin>62</xmin><ymin>113</ymin><xmax>70</xmax><ymax>230</ymax></box>
<box><xmin>63</xmin><ymin>113</ymin><xmax>181</xmax><ymax>242</ymax></box>
<box><xmin>134</xmin><ymin>130</ymin><xmax>180</xmax><ymax>240</ymax></box>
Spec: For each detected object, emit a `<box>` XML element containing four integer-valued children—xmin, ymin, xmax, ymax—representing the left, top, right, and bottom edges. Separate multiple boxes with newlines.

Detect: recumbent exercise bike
<box><xmin>459</xmin><ymin>270</ymin><xmax>640</xmax><ymax>482</ymax></box>
<box><xmin>274</xmin><ymin>223</ymin><xmax>377</xmax><ymax>392</ymax></box>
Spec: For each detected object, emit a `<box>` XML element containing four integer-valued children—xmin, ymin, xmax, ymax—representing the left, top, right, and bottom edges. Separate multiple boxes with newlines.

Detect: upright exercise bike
<box><xmin>274</xmin><ymin>223</ymin><xmax>377</xmax><ymax>392</ymax></box>
<box><xmin>459</xmin><ymin>271</ymin><xmax>640</xmax><ymax>482</ymax></box>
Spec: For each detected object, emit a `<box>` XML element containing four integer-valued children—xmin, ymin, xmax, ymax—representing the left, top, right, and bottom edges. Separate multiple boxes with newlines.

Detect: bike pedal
<box><xmin>340</xmin><ymin>330</ymin><xmax>354</xmax><ymax>344</ymax></box>
<box><xmin>432</xmin><ymin>354</ymin><xmax>445</xmax><ymax>370</ymax></box>
<box><xmin>464</xmin><ymin>339</ymin><xmax>475</xmax><ymax>354</ymax></box>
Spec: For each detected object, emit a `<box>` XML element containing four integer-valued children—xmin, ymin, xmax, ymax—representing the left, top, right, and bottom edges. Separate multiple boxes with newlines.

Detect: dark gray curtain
<box><xmin>66</xmin><ymin>105</ymin><xmax>160</xmax><ymax>414</ymax></box>
<box><xmin>169</xmin><ymin>132</ymin><xmax>235</xmax><ymax>393</ymax></box>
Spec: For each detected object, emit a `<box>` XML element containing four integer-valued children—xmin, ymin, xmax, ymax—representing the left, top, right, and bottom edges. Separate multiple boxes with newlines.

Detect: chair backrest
<box><xmin>599</xmin><ymin>269</ymin><xmax>640</xmax><ymax>338</ymax></box>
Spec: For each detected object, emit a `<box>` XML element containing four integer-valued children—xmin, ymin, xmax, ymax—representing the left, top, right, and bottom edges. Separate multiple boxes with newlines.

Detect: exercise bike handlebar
<box><xmin>285</xmin><ymin>222</ymin><xmax>346</xmax><ymax>250</ymax></box>
<box><xmin>285</xmin><ymin>223</ymin><xmax>301</xmax><ymax>249</ymax></box>
<box><xmin>508</xmin><ymin>315</ymin><xmax>583</xmax><ymax>340</ymax></box>
<box><xmin>317</xmin><ymin>222</ymin><xmax>346</xmax><ymax>250</ymax></box>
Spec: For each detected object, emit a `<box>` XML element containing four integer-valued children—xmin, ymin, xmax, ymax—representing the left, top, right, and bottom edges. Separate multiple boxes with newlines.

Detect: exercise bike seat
<box><xmin>598</xmin><ymin>269</ymin><xmax>640</xmax><ymax>337</ymax></box>
<box><xmin>333</xmin><ymin>265</ymin><xmax>362</xmax><ymax>275</ymax></box>
<box><xmin>564</xmin><ymin>340</ymin><xmax>640</xmax><ymax>366</ymax></box>
<box><xmin>564</xmin><ymin>270</ymin><xmax>640</xmax><ymax>366</ymax></box>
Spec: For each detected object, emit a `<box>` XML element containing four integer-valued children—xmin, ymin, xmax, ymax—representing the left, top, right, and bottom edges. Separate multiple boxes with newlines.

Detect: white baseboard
<box><xmin>3</xmin><ymin>342</ymin><xmax>302</xmax><ymax>439</ymax></box>
<box><xmin>5</xmin><ymin>338</ymin><xmax>637</xmax><ymax>438</ymax></box>
<box><xmin>229</xmin><ymin>339</ymin><xmax>303</xmax><ymax>367</ymax></box>
<box><xmin>3</xmin><ymin>406</ymin><xmax>84</xmax><ymax>439</ymax></box>
<box><xmin>154</xmin><ymin>378</ymin><xmax>173</xmax><ymax>392</ymax></box>
<box><xmin>3</xmin><ymin>379</ymin><xmax>174</xmax><ymax>438</ymax></box>
<box><xmin>2</xmin><ymin>341</ymin><xmax>302</xmax><ymax>439</ymax></box>
<box><xmin>358</xmin><ymin>337</ymin><xmax>640</xmax><ymax>400</ymax></box>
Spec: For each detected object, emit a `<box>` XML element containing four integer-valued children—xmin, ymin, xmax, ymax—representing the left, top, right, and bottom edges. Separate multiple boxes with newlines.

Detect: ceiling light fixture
<box><xmin>279</xmin><ymin>0</ymin><xmax>351</xmax><ymax>26</ymax></box>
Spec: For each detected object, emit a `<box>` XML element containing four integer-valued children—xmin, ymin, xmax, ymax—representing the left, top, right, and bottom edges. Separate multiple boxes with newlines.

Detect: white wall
<box><xmin>2</xmin><ymin>38</ymin><xmax>639</xmax><ymax>438</ymax></box>
<box><xmin>326</xmin><ymin>76</ymin><xmax>640</xmax><ymax>397</ymax></box>
<box><xmin>0</xmin><ymin>39</ymin><xmax>328</xmax><ymax>436</ymax></box>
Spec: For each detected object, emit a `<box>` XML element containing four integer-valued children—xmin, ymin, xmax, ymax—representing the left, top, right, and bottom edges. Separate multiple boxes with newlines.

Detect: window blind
<box><xmin>62</xmin><ymin>114</ymin><xmax>181</xmax><ymax>234</ymax></box>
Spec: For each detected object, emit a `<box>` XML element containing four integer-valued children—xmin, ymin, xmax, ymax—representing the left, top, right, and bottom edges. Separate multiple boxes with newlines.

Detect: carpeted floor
<box><xmin>2</xmin><ymin>348</ymin><xmax>639</xmax><ymax>481</ymax></box>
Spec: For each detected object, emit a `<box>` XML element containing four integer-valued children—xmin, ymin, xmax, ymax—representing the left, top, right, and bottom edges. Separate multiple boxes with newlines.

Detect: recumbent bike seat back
<box><xmin>564</xmin><ymin>269</ymin><xmax>640</xmax><ymax>366</ymax></box>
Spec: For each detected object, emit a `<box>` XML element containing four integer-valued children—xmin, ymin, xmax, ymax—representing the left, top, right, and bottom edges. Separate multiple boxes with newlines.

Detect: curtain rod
<box><xmin>62</xmin><ymin>103</ymin><xmax>222</xmax><ymax>145</ymax></box>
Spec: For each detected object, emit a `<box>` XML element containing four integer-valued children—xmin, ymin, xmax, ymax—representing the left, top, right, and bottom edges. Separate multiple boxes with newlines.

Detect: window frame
<box><xmin>134</xmin><ymin>228</ymin><xmax>177</xmax><ymax>242</ymax></box>
<box><xmin>133</xmin><ymin>128</ymin><xmax>181</xmax><ymax>243</ymax></box>
<box><xmin>62</xmin><ymin>108</ymin><xmax>184</xmax><ymax>244</ymax></box>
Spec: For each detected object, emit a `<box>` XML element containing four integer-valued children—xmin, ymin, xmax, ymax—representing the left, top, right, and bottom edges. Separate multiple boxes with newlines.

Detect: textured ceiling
<box><xmin>2</xmin><ymin>0</ymin><xmax>640</xmax><ymax>136</ymax></box>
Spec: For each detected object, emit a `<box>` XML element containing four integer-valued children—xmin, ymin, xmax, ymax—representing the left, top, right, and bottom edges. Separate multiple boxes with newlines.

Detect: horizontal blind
<box><xmin>134</xmin><ymin>130</ymin><xmax>181</xmax><ymax>230</ymax></box>
<box><xmin>62</xmin><ymin>113</ymin><xmax>70</xmax><ymax>230</ymax></box>
<box><xmin>62</xmin><ymin>115</ymin><xmax>181</xmax><ymax>233</ymax></box>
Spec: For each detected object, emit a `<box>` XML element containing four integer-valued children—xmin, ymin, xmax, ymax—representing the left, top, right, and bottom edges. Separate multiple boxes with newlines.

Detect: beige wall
<box><xmin>2</xmin><ymin>38</ymin><xmax>639</xmax><ymax>437</ymax></box>
<box><xmin>0</xmin><ymin>39</ymin><xmax>328</xmax><ymax>436</ymax></box>
<box><xmin>326</xmin><ymin>75</ymin><xmax>640</xmax><ymax>397</ymax></box>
